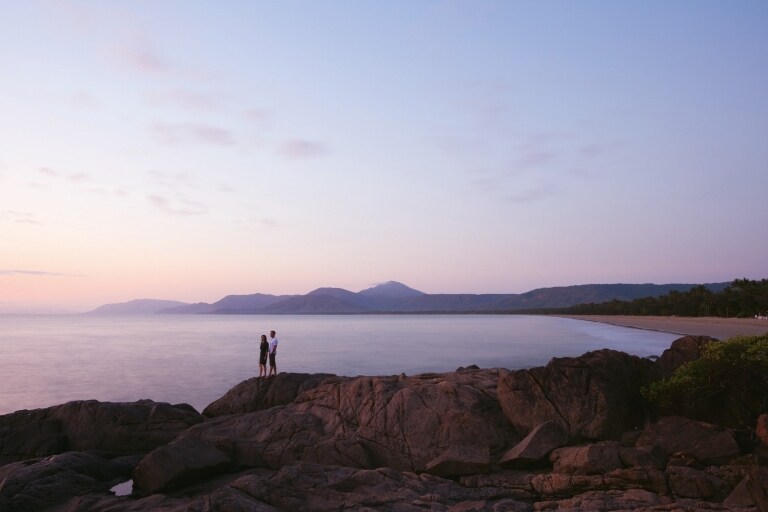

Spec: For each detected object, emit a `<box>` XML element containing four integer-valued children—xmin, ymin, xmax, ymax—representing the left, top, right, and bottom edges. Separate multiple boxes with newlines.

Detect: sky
<box><xmin>1</xmin><ymin>1</ymin><xmax>767</xmax><ymax>313</ymax></box>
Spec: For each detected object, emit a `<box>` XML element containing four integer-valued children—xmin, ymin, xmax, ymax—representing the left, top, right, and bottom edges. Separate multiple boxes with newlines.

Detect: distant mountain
<box><xmin>358</xmin><ymin>281</ymin><xmax>425</xmax><ymax>298</ymax></box>
<box><xmin>86</xmin><ymin>299</ymin><xmax>189</xmax><ymax>315</ymax></box>
<box><xmin>90</xmin><ymin>281</ymin><xmax>731</xmax><ymax>315</ymax></box>
<box><xmin>159</xmin><ymin>293</ymin><xmax>295</xmax><ymax>314</ymax></box>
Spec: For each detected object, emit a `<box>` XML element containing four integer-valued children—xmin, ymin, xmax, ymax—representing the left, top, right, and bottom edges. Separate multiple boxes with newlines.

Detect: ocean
<box><xmin>0</xmin><ymin>314</ymin><xmax>680</xmax><ymax>415</ymax></box>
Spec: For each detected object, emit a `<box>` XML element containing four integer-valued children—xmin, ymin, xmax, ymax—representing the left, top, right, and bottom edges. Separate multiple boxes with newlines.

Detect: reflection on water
<box><xmin>0</xmin><ymin>314</ymin><xmax>679</xmax><ymax>415</ymax></box>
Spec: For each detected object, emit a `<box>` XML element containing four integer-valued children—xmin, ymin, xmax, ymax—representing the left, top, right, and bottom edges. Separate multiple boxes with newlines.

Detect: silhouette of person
<box><xmin>258</xmin><ymin>334</ymin><xmax>269</xmax><ymax>378</ymax></box>
<box><xmin>268</xmin><ymin>330</ymin><xmax>279</xmax><ymax>377</ymax></box>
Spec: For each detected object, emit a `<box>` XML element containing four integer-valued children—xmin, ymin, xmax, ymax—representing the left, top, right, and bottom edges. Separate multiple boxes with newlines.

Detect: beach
<box><xmin>559</xmin><ymin>315</ymin><xmax>768</xmax><ymax>340</ymax></box>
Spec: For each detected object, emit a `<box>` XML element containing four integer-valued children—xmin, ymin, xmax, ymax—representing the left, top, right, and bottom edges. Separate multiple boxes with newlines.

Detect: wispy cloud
<box><xmin>113</xmin><ymin>44</ymin><xmax>171</xmax><ymax>74</ymax></box>
<box><xmin>1</xmin><ymin>210</ymin><xmax>42</xmax><ymax>225</ymax></box>
<box><xmin>152</xmin><ymin>122</ymin><xmax>235</xmax><ymax>146</ymax></box>
<box><xmin>148</xmin><ymin>195</ymin><xmax>207</xmax><ymax>216</ymax></box>
<box><xmin>0</xmin><ymin>269</ymin><xmax>80</xmax><ymax>277</ymax></box>
<box><xmin>278</xmin><ymin>139</ymin><xmax>328</xmax><ymax>159</ymax></box>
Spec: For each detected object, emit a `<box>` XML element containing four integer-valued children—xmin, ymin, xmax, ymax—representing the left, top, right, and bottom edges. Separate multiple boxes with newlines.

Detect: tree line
<box><xmin>536</xmin><ymin>278</ymin><xmax>768</xmax><ymax>318</ymax></box>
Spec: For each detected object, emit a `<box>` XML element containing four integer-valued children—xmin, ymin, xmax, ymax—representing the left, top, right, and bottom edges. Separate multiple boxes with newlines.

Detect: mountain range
<box><xmin>85</xmin><ymin>280</ymin><xmax>729</xmax><ymax>315</ymax></box>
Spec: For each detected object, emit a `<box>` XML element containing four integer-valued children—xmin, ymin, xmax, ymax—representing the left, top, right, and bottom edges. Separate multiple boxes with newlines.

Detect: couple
<box><xmin>258</xmin><ymin>330</ymin><xmax>279</xmax><ymax>378</ymax></box>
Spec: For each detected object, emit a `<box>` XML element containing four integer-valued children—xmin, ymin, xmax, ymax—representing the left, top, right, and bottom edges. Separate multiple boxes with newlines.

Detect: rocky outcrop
<box><xmin>203</xmin><ymin>372</ymin><xmax>339</xmax><ymax>417</ymax></box>
<box><xmin>2</xmin><ymin>336</ymin><xmax>766</xmax><ymax>511</ymax></box>
<box><xmin>134</xmin><ymin>369</ymin><xmax>518</xmax><ymax>493</ymax></box>
<box><xmin>650</xmin><ymin>335</ymin><xmax>713</xmax><ymax>380</ymax></box>
<box><xmin>0</xmin><ymin>400</ymin><xmax>203</xmax><ymax>466</ymax></box>
<box><xmin>497</xmin><ymin>349</ymin><xmax>653</xmax><ymax>441</ymax></box>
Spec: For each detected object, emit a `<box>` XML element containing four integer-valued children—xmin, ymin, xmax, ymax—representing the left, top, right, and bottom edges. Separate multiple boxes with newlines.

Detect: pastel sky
<box><xmin>1</xmin><ymin>1</ymin><xmax>767</xmax><ymax>313</ymax></box>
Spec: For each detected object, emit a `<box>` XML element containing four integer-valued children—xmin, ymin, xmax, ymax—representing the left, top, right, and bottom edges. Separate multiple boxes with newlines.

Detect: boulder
<box><xmin>650</xmin><ymin>335</ymin><xmax>713</xmax><ymax>380</ymax></box>
<box><xmin>0</xmin><ymin>400</ymin><xmax>203</xmax><ymax>465</ymax></box>
<box><xmin>133</xmin><ymin>370</ymin><xmax>518</xmax><ymax>492</ymax></box>
<box><xmin>636</xmin><ymin>416</ymin><xmax>741</xmax><ymax>464</ymax></box>
<box><xmin>549</xmin><ymin>441</ymin><xmax>624</xmax><ymax>475</ymax></box>
<box><xmin>619</xmin><ymin>445</ymin><xmax>666</xmax><ymax>470</ymax></box>
<box><xmin>203</xmin><ymin>372</ymin><xmax>340</xmax><ymax>417</ymax></box>
<box><xmin>497</xmin><ymin>349</ymin><xmax>652</xmax><ymax>441</ymax></box>
<box><xmin>498</xmin><ymin>420</ymin><xmax>568</xmax><ymax>468</ymax></box>
<box><xmin>665</xmin><ymin>465</ymin><xmax>725</xmax><ymax>499</ymax></box>
<box><xmin>133</xmin><ymin>436</ymin><xmax>233</xmax><ymax>494</ymax></box>
<box><xmin>424</xmin><ymin>445</ymin><xmax>493</xmax><ymax>477</ymax></box>
<box><xmin>756</xmin><ymin>413</ymin><xmax>768</xmax><ymax>447</ymax></box>
<box><xmin>0</xmin><ymin>451</ymin><xmax>136</xmax><ymax>512</ymax></box>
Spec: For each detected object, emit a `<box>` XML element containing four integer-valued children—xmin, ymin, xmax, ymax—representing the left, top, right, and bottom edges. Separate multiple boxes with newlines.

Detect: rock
<box><xmin>757</xmin><ymin>414</ymin><xmax>768</xmax><ymax>447</ymax></box>
<box><xmin>723</xmin><ymin>478</ymin><xmax>755</xmax><ymax>508</ymax></box>
<box><xmin>498</xmin><ymin>421</ymin><xmax>568</xmax><ymax>469</ymax></box>
<box><xmin>665</xmin><ymin>465</ymin><xmax>725</xmax><ymax>499</ymax></box>
<box><xmin>203</xmin><ymin>372</ymin><xmax>340</xmax><ymax>417</ymax></box>
<box><xmin>497</xmin><ymin>349</ymin><xmax>653</xmax><ymax>442</ymax></box>
<box><xmin>549</xmin><ymin>441</ymin><xmax>624</xmax><ymax>475</ymax></box>
<box><xmin>0</xmin><ymin>451</ymin><xmax>135</xmax><ymax>512</ymax></box>
<box><xmin>425</xmin><ymin>445</ymin><xmax>493</xmax><ymax>477</ymax></box>
<box><xmin>636</xmin><ymin>416</ymin><xmax>741</xmax><ymax>464</ymax></box>
<box><xmin>651</xmin><ymin>335</ymin><xmax>713</xmax><ymax>380</ymax></box>
<box><xmin>533</xmin><ymin>488</ymin><xmax>667</xmax><ymax>511</ymax></box>
<box><xmin>0</xmin><ymin>411</ymin><xmax>66</xmax><ymax>466</ymax></box>
<box><xmin>0</xmin><ymin>400</ymin><xmax>203</xmax><ymax>466</ymax></box>
<box><xmin>133</xmin><ymin>370</ymin><xmax>519</xmax><ymax>490</ymax></box>
<box><xmin>744</xmin><ymin>467</ymin><xmax>768</xmax><ymax>512</ymax></box>
<box><xmin>133</xmin><ymin>436</ymin><xmax>233</xmax><ymax>494</ymax></box>
<box><xmin>619</xmin><ymin>445</ymin><xmax>666</xmax><ymax>470</ymax></box>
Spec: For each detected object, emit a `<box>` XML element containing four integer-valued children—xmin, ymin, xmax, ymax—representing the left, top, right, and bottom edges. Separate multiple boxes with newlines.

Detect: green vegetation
<box><xmin>549</xmin><ymin>278</ymin><xmax>768</xmax><ymax>317</ymax></box>
<box><xmin>644</xmin><ymin>334</ymin><xmax>768</xmax><ymax>428</ymax></box>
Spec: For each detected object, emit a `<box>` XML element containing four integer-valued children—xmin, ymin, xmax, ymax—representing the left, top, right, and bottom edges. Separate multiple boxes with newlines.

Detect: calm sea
<box><xmin>0</xmin><ymin>314</ymin><xmax>680</xmax><ymax>415</ymax></box>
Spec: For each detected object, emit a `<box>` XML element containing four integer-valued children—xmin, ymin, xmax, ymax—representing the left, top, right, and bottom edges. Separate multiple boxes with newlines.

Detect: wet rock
<box><xmin>619</xmin><ymin>444</ymin><xmax>666</xmax><ymax>470</ymax></box>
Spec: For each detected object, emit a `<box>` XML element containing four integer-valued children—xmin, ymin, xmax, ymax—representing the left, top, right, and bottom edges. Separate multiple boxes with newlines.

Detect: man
<box><xmin>268</xmin><ymin>330</ymin><xmax>279</xmax><ymax>377</ymax></box>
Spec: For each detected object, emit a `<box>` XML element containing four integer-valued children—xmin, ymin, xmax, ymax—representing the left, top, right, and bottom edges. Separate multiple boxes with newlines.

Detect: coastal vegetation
<box><xmin>541</xmin><ymin>278</ymin><xmax>768</xmax><ymax>318</ymax></box>
<box><xmin>645</xmin><ymin>334</ymin><xmax>768</xmax><ymax>428</ymax></box>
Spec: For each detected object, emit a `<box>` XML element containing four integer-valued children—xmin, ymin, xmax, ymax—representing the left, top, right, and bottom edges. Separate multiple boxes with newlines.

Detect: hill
<box><xmin>85</xmin><ymin>299</ymin><xmax>189</xmax><ymax>315</ymax></box>
<box><xmin>113</xmin><ymin>281</ymin><xmax>729</xmax><ymax>315</ymax></box>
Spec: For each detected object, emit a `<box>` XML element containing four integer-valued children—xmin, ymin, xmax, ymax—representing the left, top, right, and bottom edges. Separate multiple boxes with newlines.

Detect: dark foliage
<box><xmin>535</xmin><ymin>278</ymin><xmax>768</xmax><ymax>318</ymax></box>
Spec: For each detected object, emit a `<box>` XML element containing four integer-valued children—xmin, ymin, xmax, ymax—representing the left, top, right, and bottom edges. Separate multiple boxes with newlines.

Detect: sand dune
<box><xmin>558</xmin><ymin>315</ymin><xmax>768</xmax><ymax>340</ymax></box>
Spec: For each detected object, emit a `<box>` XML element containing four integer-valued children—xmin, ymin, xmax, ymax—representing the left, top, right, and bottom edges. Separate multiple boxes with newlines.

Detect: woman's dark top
<box><xmin>259</xmin><ymin>340</ymin><xmax>269</xmax><ymax>365</ymax></box>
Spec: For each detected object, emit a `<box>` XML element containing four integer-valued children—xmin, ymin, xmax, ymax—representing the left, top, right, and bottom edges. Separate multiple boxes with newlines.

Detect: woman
<box><xmin>258</xmin><ymin>334</ymin><xmax>269</xmax><ymax>378</ymax></box>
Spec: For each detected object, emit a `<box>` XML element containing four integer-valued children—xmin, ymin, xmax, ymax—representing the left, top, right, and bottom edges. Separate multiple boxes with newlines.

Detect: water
<box><xmin>0</xmin><ymin>314</ymin><xmax>679</xmax><ymax>415</ymax></box>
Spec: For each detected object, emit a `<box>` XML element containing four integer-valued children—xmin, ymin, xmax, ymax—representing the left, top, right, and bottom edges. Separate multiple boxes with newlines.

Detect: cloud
<box><xmin>278</xmin><ymin>139</ymin><xmax>328</xmax><ymax>159</ymax></box>
<box><xmin>1</xmin><ymin>210</ymin><xmax>42</xmax><ymax>225</ymax></box>
<box><xmin>113</xmin><ymin>45</ymin><xmax>171</xmax><ymax>74</ymax></box>
<box><xmin>152</xmin><ymin>122</ymin><xmax>235</xmax><ymax>146</ymax></box>
<box><xmin>148</xmin><ymin>195</ymin><xmax>207</xmax><ymax>216</ymax></box>
<box><xmin>0</xmin><ymin>269</ymin><xmax>79</xmax><ymax>277</ymax></box>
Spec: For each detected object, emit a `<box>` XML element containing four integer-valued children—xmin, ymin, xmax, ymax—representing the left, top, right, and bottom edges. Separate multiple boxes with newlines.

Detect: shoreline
<box><xmin>557</xmin><ymin>314</ymin><xmax>768</xmax><ymax>340</ymax></box>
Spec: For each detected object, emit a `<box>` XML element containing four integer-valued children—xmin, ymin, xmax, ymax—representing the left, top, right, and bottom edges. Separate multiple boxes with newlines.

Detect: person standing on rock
<box><xmin>268</xmin><ymin>330</ymin><xmax>279</xmax><ymax>377</ymax></box>
<box><xmin>258</xmin><ymin>334</ymin><xmax>269</xmax><ymax>378</ymax></box>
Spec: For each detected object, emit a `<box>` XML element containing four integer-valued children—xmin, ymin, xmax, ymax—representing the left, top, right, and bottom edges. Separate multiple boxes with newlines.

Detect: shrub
<box><xmin>644</xmin><ymin>334</ymin><xmax>768</xmax><ymax>428</ymax></box>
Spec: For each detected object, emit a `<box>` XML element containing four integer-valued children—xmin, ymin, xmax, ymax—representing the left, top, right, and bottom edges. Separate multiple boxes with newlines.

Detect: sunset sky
<box><xmin>1</xmin><ymin>1</ymin><xmax>767</xmax><ymax>313</ymax></box>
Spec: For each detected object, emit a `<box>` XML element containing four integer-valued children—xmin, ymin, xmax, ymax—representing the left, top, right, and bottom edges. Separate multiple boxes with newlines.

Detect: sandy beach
<box><xmin>558</xmin><ymin>315</ymin><xmax>768</xmax><ymax>340</ymax></box>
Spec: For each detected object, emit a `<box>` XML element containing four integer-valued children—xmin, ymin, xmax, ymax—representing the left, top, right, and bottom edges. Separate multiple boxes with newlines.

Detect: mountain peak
<box><xmin>358</xmin><ymin>281</ymin><xmax>425</xmax><ymax>298</ymax></box>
